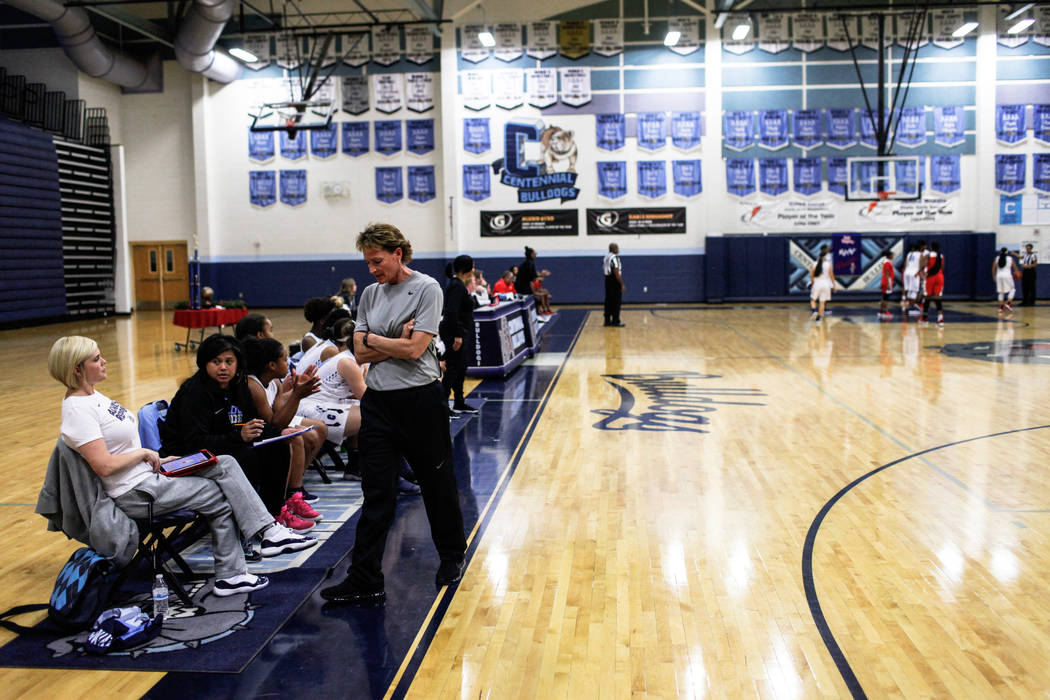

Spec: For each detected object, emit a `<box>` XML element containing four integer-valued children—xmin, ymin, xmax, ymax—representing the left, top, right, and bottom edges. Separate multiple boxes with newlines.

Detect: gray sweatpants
<box><xmin>114</xmin><ymin>455</ymin><xmax>273</xmax><ymax>579</ymax></box>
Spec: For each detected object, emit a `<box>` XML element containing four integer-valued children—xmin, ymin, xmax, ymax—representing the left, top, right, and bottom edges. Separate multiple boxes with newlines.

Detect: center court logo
<box><xmin>592</xmin><ymin>372</ymin><xmax>766</xmax><ymax>432</ymax></box>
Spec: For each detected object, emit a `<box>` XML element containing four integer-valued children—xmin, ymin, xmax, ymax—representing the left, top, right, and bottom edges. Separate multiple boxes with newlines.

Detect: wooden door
<box><xmin>131</xmin><ymin>241</ymin><xmax>189</xmax><ymax>310</ymax></box>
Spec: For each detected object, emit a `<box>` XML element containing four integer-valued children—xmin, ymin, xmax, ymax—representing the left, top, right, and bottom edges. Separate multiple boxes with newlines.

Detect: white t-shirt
<box><xmin>297</xmin><ymin>338</ymin><xmax>334</xmax><ymax>371</ymax></box>
<box><xmin>60</xmin><ymin>391</ymin><xmax>152</xmax><ymax>498</ymax></box>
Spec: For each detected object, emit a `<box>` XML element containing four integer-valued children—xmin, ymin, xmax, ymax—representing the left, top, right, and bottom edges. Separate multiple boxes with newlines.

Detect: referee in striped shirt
<box><xmin>1021</xmin><ymin>243</ymin><xmax>1038</xmax><ymax>306</ymax></box>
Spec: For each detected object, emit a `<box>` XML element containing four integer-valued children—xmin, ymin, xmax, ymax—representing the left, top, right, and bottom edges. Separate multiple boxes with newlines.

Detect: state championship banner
<box><xmin>405</xmin><ymin>73</ymin><xmax>435</xmax><ymax>112</ymax></box>
<box><xmin>596</xmin><ymin>161</ymin><xmax>627</xmax><ymax>199</ymax></box>
<box><xmin>342</xmin><ymin>32</ymin><xmax>369</xmax><ymax>67</ymax></box>
<box><xmin>374</xmin><ymin>120</ymin><xmax>402</xmax><ymax>156</ymax></box>
<box><xmin>375</xmin><ymin>166</ymin><xmax>403</xmax><ymax>203</ymax></box>
<box><xmin>596</xmin><ymin>114</ymin><xmax>626</xmax><ymax>151</ymax></box>
<box><xmin>859</xmin><ymin>109</ymin><xmax>891</xmax><ymax>149</ymax></box>
<box><xmin>526</xmin><ymin>21</ymin><xmax>558</xmax><ymax>60</ymax></box>
<box><xmin>279</xmin><ymin>130</ymin><xmax>306</xmax><ymax>160</ymax></box>
<box><xmin>934</xmin><ymin>105</ymin><xmax>965</xmax><ymax>147</ymax></box>
<box><xmin>637</xmin><ymin>112</ymin><xmax>667</xmax><ymax>151</ymax></box>
<box><xmin>827</xmin><ymin>157</ymin><xmax>848</xmax><ymax>196</ymax></box>
<box><xmin>341</xmin><ymin>122</ymin><xmax>369</xmax><ymax>157</ymax></box>
<box><xmin>405</xmin><ymin>26</ymin><xmax>434</xmax><ymax>64</ymax></box>
<box><xmin>826</xmin><ymin>108</ymin><xmax>856</xmax><ymax>149</ymax></box>
<box><xmin>758</xmin><ymin>158</ymin><xmax>789</xmax><ymax>196</ymax></box>
<box><xmin>462</xmin><ymin>164</ymin><xmax>491</xmax><ymax>201</ymax></box>
<box><xmin>249</xmin><ymin>130</ymin><xmax>274</xmax><ymax>163</ymax></box>
<box><xmin>559</xmin><ymin>20</ymin><xmax>590</xmax><ymax>59</ymax></box>
<box><xmin>587</xmin><ymin>207</ymin><xmax>686</xmax><ymax>235</ymax></box>
<box><xmin>462</xmin><ymin>71</ymin><xmax>492</xmax><ymax>111</ymax></box>
<box><xmin>637</xmin><ymin>161</ymin><xmax>667</xmax><ymax>198</ymax></box>
<box><xmin>407</xmin><ymin>165</ymin><xmax>436</xmax><ymax>203</ymax></box>
<box><xmin>309</xmin><ymin>123</ymin><xmax>338</xmax><ymax>159</ymax></box>
<box><xmin>671</xmin><ymin>111</ymin><xmax>702</xmax><ymax>151</ymax></box>
<box><xmin>406</xmin><ymin>119</ymin><xmax>434</xmax><ymax>155</ymax></box>
<box><xmin>895</xmin><ymin>156</ymin><xmax>925</xmax><ymax>196</ymax></box>
<box><xmin>593</xmin><ymin>19</ymin><xmax>623</xmax><ymax>57</ymax></box>
<box><xmin>481</xmin><ymin>209</ymin><xmax>578</xmax><ymax>236</ymax></box>
<box><xmin>1035</xmin><ymin>153</ymin><xmax>1050</xmax><ymax>194</ymax></box>
<box><xmin>996</xmin><ymin>154</ymin><xmax>1027</xmax><ymax>194</ymax></box>
<box><xmin>493</xmin><ymin>69</ymin><xmax>525</xmax><ymax>110</ymax></box>
<box><xmin>792</xmin><ymin>157</ymin><xmax>822</xmax><ymax>196</ymax></box>
<box><xmin>526</xmin><ymin>68</ymin><xmax>557</xmax><ymax>108</ymax></box>
<box><xmin>726</xmin><ymin>158</ymin><xmax>756</xmax><ymax>197</ymax></box>
<box><xmin>242</xmin><ymin>35</ymin><xmax>271</xmax><ymax>71</ymax></box>
<box><xmin>341</xmin><ymin>75</ymin><xmax>369</xmax><ymax>115</ymax></box>
<box><xmin>672</xmin><ymin>160</ymin><xmax>702</xmax><ymax>197</ymax></box>
<box><xmin>792</xmin><ymin>13</ymin><xmax>824</xmax><ymax>52</ymax></box>
<box><xmin>460</xmin><ymin>25</ymin><xmax>490</xmax><ymax>63</ymax></box>
<box><xmin>559</xmin><ymin>67</ymin><xmax>591</xmax><ymax>107</ymax></box>
<box><xmin>996</xmin><ymin>104</ymin><xmax>1027</xmax><ymax>145</ymax></box>
<box><xmin>279</xmin><ymin>169</ymin><xmax>306</xmax><ymax>206</ymax></box>
<box><xmin>372</xmin><ymin>74</ymin><xmax>403</xmax><ymax>114</ymax></box>
<box><xmin>371</xmin><ymin>25</ymin><xmax>400</xmax><ymax>65</ymax></box>
<box><xmin>758</xmin><ymin>13</ymin><xmax>791</xmax><ymax>53</ymax></box>
<box><xmin>792</xmin><ymin>109</ymin><xmax>822</xmax><ymax>148</ymax></box>
<box><xmin>667</xmin><ymin>17</ymin><xmax>700</xmax><ymax>55</ymax></box>
<box><xmin>724</xmin><ymin>111</ymin><xmax>755</xmax><ymax>151</ymax></box>
<box><xmin>463</xmin><ymin>118</ymin><xmax>491</xmax><ymax>154</ymax></box>
<box><xmin>494</xmin><ymin>23</ymin><xmax>523</xmax><ymax>61</ymax></box>
<box><xmin>249</xmin><ymin>170</ymin><xmax>275</xmax><ymax>207</ymax></box>
<box><xmin>758</xmin><ymin>109</ymin><xmax>789</xmax><ymax>150</ymax></box>
<box><xmin>1033</xmin><ymin>104</ymin><xmax>1050</xmax><ymax>146</ymax></box>
<box><xmin>897</xmin><ymin>106</ymin><xmax>927</xmax><ymax>148</ymax></box>
<box><xmin>929</xmin><ymin>154</ymin><xmax>960</xmax><ymax>195</ymax></box>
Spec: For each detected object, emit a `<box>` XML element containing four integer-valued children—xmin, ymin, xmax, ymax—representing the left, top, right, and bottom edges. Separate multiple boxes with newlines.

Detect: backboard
<box><xmin>845</xmin><ymin>155</ymin><xmax>923</xmax><ymax>201</ymax></box>
<box><xmin>248</xmin><ymin>99</ymin><xmax>334</xmax><ymax>136</ymax></box>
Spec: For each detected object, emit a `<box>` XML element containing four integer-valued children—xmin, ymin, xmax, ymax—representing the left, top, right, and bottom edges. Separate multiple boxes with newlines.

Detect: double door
<box><xmin>131</xmin><ymin>242</ymin><xmax>188</xmax><ymax>310</ymax></box>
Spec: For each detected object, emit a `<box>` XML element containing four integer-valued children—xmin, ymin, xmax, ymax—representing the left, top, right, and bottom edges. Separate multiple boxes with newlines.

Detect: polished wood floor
<box><xmin>1</xmin><ymin>304</ymin><xmax>1048</xmax><ymax>698</ymax></box>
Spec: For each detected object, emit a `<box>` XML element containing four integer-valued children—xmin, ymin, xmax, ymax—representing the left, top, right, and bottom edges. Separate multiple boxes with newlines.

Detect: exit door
<box><xmin>131</xmin><ymin>242</ymin><xmax>189</xmax><ymax>310</ymax></box>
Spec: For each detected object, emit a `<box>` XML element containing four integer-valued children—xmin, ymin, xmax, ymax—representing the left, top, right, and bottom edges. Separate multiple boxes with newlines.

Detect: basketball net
<box><xmin>876</xmin><ymin>190</ymin><xmax>895</xmax><ymax>201</ymax></box>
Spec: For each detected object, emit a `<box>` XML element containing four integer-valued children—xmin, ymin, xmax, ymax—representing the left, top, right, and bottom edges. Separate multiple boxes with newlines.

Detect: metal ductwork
<box><xmin>173</xmin><ymin>0</ymin><xmax>241</xmax><ymax>83</ymax></box>
<box><xmin>3</xmin><ymin>0</ymin><xmax>158</xmax><ymax>90</ymax></box>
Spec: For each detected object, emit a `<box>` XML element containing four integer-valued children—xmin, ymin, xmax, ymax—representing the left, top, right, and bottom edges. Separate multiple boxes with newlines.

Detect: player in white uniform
<box><xmin>297</xmin><ymin>318</ymin><xmax>367</xmax><ymax>446</ymax></box>
<box><xmin>901</xmin><ymin>241</ymin><xmax>925</xmax><ymax>315</ymax></box>
<box><xmin>809</xmin><ymin>245</ymin><xmax>835</xmax><ymax>322</ymax></box>
<box><xmin>993</xmin><ymin>247</ymin><xmax>1020</xmax><ymax>313</ymax></box>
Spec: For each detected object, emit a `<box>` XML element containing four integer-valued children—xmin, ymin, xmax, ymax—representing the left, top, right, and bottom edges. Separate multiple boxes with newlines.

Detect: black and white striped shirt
<box><xmin>1022</xmin><ymin>251</ymin><xmax>1038</xmax><ymax>267</ymax></box>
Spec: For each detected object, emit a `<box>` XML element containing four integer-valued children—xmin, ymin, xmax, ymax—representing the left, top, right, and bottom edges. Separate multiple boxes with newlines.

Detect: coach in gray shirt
<box><xmin>321</xmin><ymin>223</ymin><xmax>467</xmax><ymax>606</ymax></box>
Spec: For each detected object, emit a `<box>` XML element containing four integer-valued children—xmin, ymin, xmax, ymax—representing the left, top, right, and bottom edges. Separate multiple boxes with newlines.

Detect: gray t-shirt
<box><xmin>356</xmin><ymin>270</ymin><xmax>442</xmax><ymax>391</ymax></box>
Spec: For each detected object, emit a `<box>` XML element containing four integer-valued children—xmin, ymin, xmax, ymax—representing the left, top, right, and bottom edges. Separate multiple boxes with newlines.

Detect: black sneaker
<box><xmin>299</xmin><ymin>487</ymin><xmax>319</xmax><ymax>504</ymax></box>
<box><xmin>452</xmin><ymin>402</ymin><xmax>479</xmax><ymax>414</ymax></box>
<box><xmin>398</xmin><ymin>477</ymin><xmax>421</xmax><ymax>495</ymax></box>
<box><xmin>242</xmin><ymin>537</ymin><xmax>262</xmax><ymax>562</ymax></box>
<box><xmin>320</xmin><ymin>578</ymin><xmax>386</xmax><ymax>606</ymax></box>
<box><xmin>435</xmin><ymin>558</ymin><xmax>464</xmax><ymax>587</ymax></box>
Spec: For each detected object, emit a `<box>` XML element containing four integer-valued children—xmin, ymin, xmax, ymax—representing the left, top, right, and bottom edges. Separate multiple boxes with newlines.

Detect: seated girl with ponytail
<box><xmin>296</xmin><ymin>318</ymin><xmax>368</xmax><ymax>448</ymax></box>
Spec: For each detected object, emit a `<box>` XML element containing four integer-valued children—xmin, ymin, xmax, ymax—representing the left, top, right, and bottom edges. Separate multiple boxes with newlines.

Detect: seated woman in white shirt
<box><xmin>48</xmin><ymin>336</ymin><xmax>316</xmax><ymax>597</ymax></box>
<box><xmin>296</xmin><ymin>307</ymin><xmax>349</xmax><ymax>370</ymax></box>
<box><xmin>297</xmin><ymin>318</ymin><xmax>367</xmax><ymax>446</ymax></box>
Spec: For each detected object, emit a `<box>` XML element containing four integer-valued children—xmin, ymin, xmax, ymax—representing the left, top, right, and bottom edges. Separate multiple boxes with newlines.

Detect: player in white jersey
<box><xmin>901</xmin><ymin>240</ymin><xmax>925</xmax><ymax>315</ymax></box>
<box><xmin>297</xmin><ymin>318</ymin><xmax>367</xmax><ymax>446</ymax></box>
<box><xmin>809</xmin><ymin>244</ymin><xmax>835</xmax><ymax>322</ymax></box>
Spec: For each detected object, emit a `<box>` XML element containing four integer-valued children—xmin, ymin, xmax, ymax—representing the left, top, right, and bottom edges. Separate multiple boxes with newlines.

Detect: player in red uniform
<box><xmin>921</xmin><ymin>241</ymin><xmax>945</xmax><ymax>325</ymax></box>
<box><xmin>879</xmin><ymin>250</ymin><xmax>895</xmax><ymax>320</ymax></box>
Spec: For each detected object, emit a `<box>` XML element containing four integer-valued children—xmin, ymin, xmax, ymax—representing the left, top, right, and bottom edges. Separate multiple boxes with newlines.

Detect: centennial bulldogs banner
<box><xmin>672</xmin><ymin>160</ymin><xmax>702</xmax><ymax>197</ymax></box>
<box><xmin>309</xmin><ymin>123</ymin><xmax>338</xmax><ymax>159</ymax></box>
<box><xmin>934</xmin><ymin>105</ymin><xmax>965</xmax><ymax>147</ymax></box>
<box><xmin>463</xmin><ymin>118</ymin><xmax>491</xmax><ymax>154</ymax></box>
<box><xmin>526</xmin><ymin>68</ymin><xmax>557</xmax><ymax>108</ymax></box>
<box><xmin>280</xmin><ymin>130</ymin><xmax>306</xmax><ymax>160</ymax></box>
<box><xmin>481</xmin><ymin>209</ymin><xmax>578</xmax><ymax>237</ymax></box>
<box><xmin>667</xmin><ymin>17</ymin><xmax>700</xmax><ymax>55</ymax></box>
<box><xmin>462</xmin><ymin>164</ymin><xmax>490</xmax><ymax>201</ymax></box>
<box><xmin>341</xmin><ymin>122</ymin><xmax>369</xmax><ymax>156</ymax></box>
<box><xmin>249</xmin><ymin>170</ymin><xmax>275</xmax><ymax>207</ymax></box>
<box><xmin>792</xmin><ymin>109</ymin><xmax>822</xmax><ymax>148</ymax></box>
<box><xmin>596</xmin><ymin>114</ymin><xmax>626</xmax><ymax>151</ymax></box>
<box><xmin>826</xmin><ymin>108</ymin><xmax>856</xmax><ymax>149</ymax></box>
<box><xmin>593</xmin><ymin>19</ymin><xmax>623</xmax><ymax>57</ymax></box>
<box><xmin>279</xmin><ymin>169</ymin><xmax>307</xmax><ymax>206</ymax></box>
<box><xmin>929</xmin><ymin>154</ymin><xmax>961</xmax><ymax>195</ymax></box>
<box><xmin>793</xmin><ymin>157</ymin><xmax>822</xmax><ymax>195</ymax></box>
<box><xmin>758</xmin><ymin>109</ymin><xmax>789</xmax><ymax>150</ymax></box>
<box><xmin>897</xmin><ymin>106</ymin><xmax>927</xmax><ymax>148</ymax></box>
<box><xmin>527</xmin><ymin>21</ymin><xmax>558</xmax><ymax>60</ymax></box>
<box><xmin>374</xmin><ymin>120</ymin><xmax>402</xmax><ymax>156</ymax></box>
<box><xmin>637</xmin><ymin>161</ymin><xmax>667</xmax><ymax>198</ymax></box>
<box><xmin>597</xmin><ymin>161</ymin><xmax>628</xmax><ymax>199</ymax></box>
<box><xmin>726</xmin><ymin>158</ymin><xmax>756</xmax><ymax>197</ymax></box>
<box><xmin>758</xmin><ymin>158</ymin><xmax>788</xmax><ymax>196</ymax></box>
<box><xmin>341</xmin><ymin>75</ymin><xmax>368</xmax><ymax>115</ymax></box>
<box><xmin>671</xmin><ymin>111</ymin><xmax>701</xmax><ymax>151</ymax></box>
<box><xmin>996</xmin><ymin>154</ymin><xmax>1027</xmax><ymax>194</ymax></box>
<box><xmin>405</xmin><ymin>73</ymin><xmax>434</xmax><ymax>112</ymax></box>
<box><xmin>407</xmin><ymin>165</ymin><xmax>436</xmax><ymax>203</ymax></box>
<box><xmin>724</xmin><ymin>111</ymin><xmax>755</xmax><ymax>151</ymax></box>
<box><xmin>792</xmin><ymin>13</ymin><xmax>824</xmax><ymax>52</ymax></box>
<box><xmin>586</xmin><ymin>207</ymin><xmax>685</xmax><ymax>235</ymax></box>
<box><xmin>372</xmin><ymin>74</ymin><xmax>403</xmax><ymax>114</ymax></box>
<box><xmin>375</xmin><ymin>166</ymin><xmax>403</xmax><ymax>203</ymax></box>
<box><xmin>405</xmin><ymin>26</ymin><xmax>434</xmax><ymax>64</ymax></box>
<box><xmin>559</xmin><ymin>67</ymin><xmax>591</xmax><ymax>107</ymax></box>
<box><xmin>371</xmin><ymin>26</ymin><xmax>400</xmax><ymax>66</ymax></box>
<box><xmin>996</xmin><ymin>104</ymin><xmax>1027</xmax><ymax>145</ymax></box>
<box><xmin>406</xmin><ymin>119</ymin><xmax>434</xmax><ymax>155</ymax></box>
<box><xmin>342</xmin><ymin>32</ymin><xmax>369</xmax><ymax>67</ymax></box>
<box><xmin>827</xmin><ymin>157</ymin><xmax>848</xmax><ymax>196</ymax></box>
<box><xmin>494</xmin><ymin>23</ymin><xmax>523</xmax><ymax>61</ymax></box>
<box><xmin>462</xmin><ymin>71</ymin><xmax>492</xmax><ymax>111</ymax></box>
<box><xmin>493</xmin><ymin>69</ymin><xmax>525</xmax><ymax>110</ymax></box>
<box><xmin>249</xmin><ymin>130</ymin><xmax>274</xmax><ymax>163</ymax></box>
<box><xmin>1033</xmin><ymin>104</ymin><xmax>1050</xmax><ymax>145</ymax></box>
<box><xmin>637</xmin><ymin>112</ymin><xmax>666</xmax><ymax>151</ymax></box>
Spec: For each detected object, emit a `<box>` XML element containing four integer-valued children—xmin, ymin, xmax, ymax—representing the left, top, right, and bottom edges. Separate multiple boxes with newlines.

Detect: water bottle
<box><xmin>152</xmin><ymin>574</ymin><xmax>169</xmax><ymax>619</ymax></box>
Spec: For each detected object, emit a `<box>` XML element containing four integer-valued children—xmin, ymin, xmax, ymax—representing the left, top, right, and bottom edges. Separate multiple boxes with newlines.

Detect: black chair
<box><xmin>121</xmin><ymin>497</ymin><xmax>204</xmax><ymax>608</ymax></box>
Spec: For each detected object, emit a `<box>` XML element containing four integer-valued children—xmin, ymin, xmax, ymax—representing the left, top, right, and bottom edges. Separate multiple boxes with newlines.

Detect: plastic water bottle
<box><xmin>152</xmin><ymin>574</ymin><xmax>169</xmax><ymax>619</ymax></box>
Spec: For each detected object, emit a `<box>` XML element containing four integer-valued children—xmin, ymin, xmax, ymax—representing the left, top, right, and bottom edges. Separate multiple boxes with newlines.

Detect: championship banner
<box><xmin>934</xmin><ymin>105</ymin><xmax>965</xmax><ymax>147</ymax></box>
<box><xmin>859</xmin><ymin>109</ymin><xmax>886</xmax><ymax>148</ymax></box>
<box><xmin>341</xmin><ymin>75</ymin><xmax>368</xmax><ymax>114</ymax></box>
<box><xmin>637</xmin><ymin>161</ymin><xmax>667</xmax><ymax>198</ymax></box>
<box><xmin>1034</xmin><ymin>153</ymin><xmax>1050</xmax><ymax>194</ymax></box>
<box><xmin>1036</xmin><ymin>6</ymin><xmax>1050</xmax><ymax>46</ymax></box>
<box><xmin>314</xmin><ymin>78</ymin><xmax>337</xmax><ymax>109</ymax></box>
<box><xmin>279</xmin><ymin>130</ymin><xmax>306</xmax><ymax>160</ymax></box>
<box><xmin>374</xmin><ymin>120</ymin><xmax>402</xmax><ymax>156</ymax></box>
<box><xmin>792</xmin><ymin>109</ymin><xmax>822</xmax><ymax>148</ymax></box>
<box><xmin>586</xmin><ymin>207</ymin><xmax>685</xmax><ymax>235</ymax></box>
<box><xmin>460</xmin><ymin>25</ymin><xmax>490</xmax><ymax>63</ymax></box>
<box><xmin>593</xmin><ymin>19</ymin><xmax>623</xmax><ymax>57</ymax></box>
<box><xmin>996</xmin><ymin>104</ymin><xmax>1027</xmax><ymax>145</ymax></box>
<box><xmin>371</xmin><ymin>26</ymin><xmax>401</xmax><ymax>66</ymax></box>
<box><xmin>279</xmin><ymin>169</ymin><xmax>307</xmax><ymax>206</ymax></box>
<box><xmin>833</xmin><ymin>234</ymin><xmax>861</xmax><ymax>276</ymax></box>
<box><xmin>406</xmin><ymin>119</ymin><xmax>434</xmax><ymax>155</ymax></box>
<box><xmin>930</xmin><ymin>154</ymin><xmax>961</xmax><ymax>194</ymax></box>
<box><xmin>526</xmin><ymin>68</ymin><xmax>557</xmax><ymax>108</ymax></box>
<box><xmin>405</xmin><ymin>73</ymin><xmax>434</xmax><ymax>112</ymax></box>
<box><xmin>559</xmin><ymin>20</ymin><xmax>590</xmax><ymax>59</ymax></box>
<box><xmin>493</xmin><ymin>69</ymin><xmax>525</xmax><ymax>110</ymax></box>
<box><xmin>407</xmin><ymin>165</ymin><xmax>436</xmax><ymax>203</ymax></box>
<box><xmin>723</xmin><ymin>14</ymin><xmax>755</xmax><ymax>54</ymax></box>
<box><xmin>826</xmin><ymin>13</ymin><xmax>855</xmax><ymax>51</ymax></box>
<box><xmin>792</xmin><ymin>157</ymin><xmax>822</xmax><ymax>196</ymax></box>
<box><xmin>758</xmin><ymin>158</ymin><xmax>788</xmax><ymax>196</ymax></box>
<box><xmin>372</xmin><ymin>74</ymin><xmax>403</xmax><ymax>114</ymax></box>
<box><xmin>860</xmin><ymin>15</ymin><xmax>891</xmax><ymax>50</ymax></box>
<box><xmin>309</xmin><ymin>123</ymin><xmax>338</xmax><ymax>159</ymax></box>
<box><xmin>462</xmin><ymin>164</ymin><xmax>491</xmax><ymax>201</ymax></box>
<box><xmin>724</xmin><ymin>111</ymin><xmax>755</xmax><ymax>151</ymax></box>
<box><xmin>274</xmin><ymin>35</ymin><xmax>301</xmax><ymax>69</ymax></box>
<box><xmin>827</xmin><ymin>157</ymin><xmax>848</xmax><ymax>196</ymax></box>
<box><xmin>342</xmin><ymin>33</ymin><xmax>369</xmax><ymax>67</ymax></box>
<box><xmin>636</xmin><ymin>112</ymin><xmax>667</xmax><ymax>151</ymax></box>
<box><xmin>249</xmin><ymin>170</ymin><xmax>275</xmax><ymax>207</ymax></box>
<box><xmin>792</xmin><ymin>13</ymin><xmax>824</xmax><ymax>52</ymax></box>
<box><xmin>672</xmin><ymin>159</ymin><xmax>702</xmax><ymax>197</ymax></box>
<box><xmin>249</xmin><ymin>130</ymin><xmax>274</xmax><ymax>163</ymax></box>
<box><xmin>559</xmin><ymin>67</ymin><xmax>591</xmax><ymax>107</ymax></box>
<box><xmin>758</xmin><ymin>109</ymin><xmax>789</xmax><ymax>150</ymax></box>
<box><xmin>726</xmin><ymin>158</ymin><xmax>756</xmax><ymax>197</ymax></box>
<box><xmin>758</xmin><ymin>13</ymin><xmax>791</xmax><ymax>53</ymax></box>
<box><xmin>307</xmin><ymin>36</ymin><xmax>339</xmax><ymax>68</ymax></box>
<box><xmin>894</xmin><ymin>12</ymin><xmax>929</xmax><ymax>49</ymax></box>
<box><xmin>527</xmin><ymin>21</ymin><xmax>558</xmax><ymax>60</ymax></box>
<box><xmin>481</xmin><ymin>209</ymin><xmax>578</xmax><ymax>237</ymax></box>
<box><xmin>671</xmin><ymin>111</ymin><xmax>701</xmax><ymax>151</ymax></box>
<box><xmin>896</xmin><ymin>156</ymin><xmax>926</xmax><ymax>195</ymax></box>
<box><xmin>341</xmin><ymin>122</ymin><xmax>369</xmax><ymax>156</ymax></box>
<box><xmin>375</xmin><ymin>166</ymin><xmax>403</xmax><ymax>203</ymax></box>
<box><xmin>667</xmin><ymin>17</ymin><xmax>700</xmax><ymax>55</ymax></box>
<box><xmin>596</xmin><ymin>114</ymin><xmax>626</xmax><ymax>151</ymax></box>
<box><xmin>996</xmin><ymin>154</ymin><xmax>1027</xmax><ymax>194</ymax></box>
<box><xmin>462</xmin><ymin>71</ymin><xmax>492</xmax><ymax>111</ymax></box>
<box><xmin>463</xmin><ymin>118</ymin><xmax>491</xmax><ymax>154</ymax></box>
<box><xmin>494</xmin><ymin>23</ymin><xmax>523</xmax><ymax>61</ymax></box>
<box><xmin>826</xmin><ymin>108</ymin><xmax>856</xmax><ymax>149</ymax></box>
<box><xmin>242</xmin><ymin>35</ymin><xmax>271</xmax><ymax>71</ymax></box>
<box><xmin>932</xmin><ymin>9</ymin><xmax>964</xmax><ymax>49</ymax></box>
<box><xmin>596</xmin><ymin>161</ymin><xmax>627</xmax><ymax>199</ymax></box>
<box><xmin>405</xmin><ymin>26</ymin><xmax>434</xmax><ymax>64</ymax></box>
<box><xmin>1033</xmin><ymin>104</ymin><xmax>1050</xmax><ymax>145</ymax></box>
<box><xmin>897</xmin><ymin>106</ymin><xmax>927</xmax><ymax>148</ymax></box>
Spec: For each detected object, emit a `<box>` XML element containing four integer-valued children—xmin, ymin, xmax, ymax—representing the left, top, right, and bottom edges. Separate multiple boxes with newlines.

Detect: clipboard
<box><xmin>252</xmin><ymin>425</ymin><xmax>315</xmax><ymax>448</ymax></box>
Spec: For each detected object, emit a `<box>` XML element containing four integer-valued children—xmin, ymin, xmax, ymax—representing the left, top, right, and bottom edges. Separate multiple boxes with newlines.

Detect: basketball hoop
<box><xmin>876</xmin><ymin>190</ymin><xmax>895</xmax><ymax>201</ymax></box>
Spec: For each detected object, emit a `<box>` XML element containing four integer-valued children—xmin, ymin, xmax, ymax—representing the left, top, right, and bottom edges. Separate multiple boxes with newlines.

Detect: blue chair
<box><xmin>137</xmin><ymin>399</ymin><xmax>168</xmax><ymax>451</ymax></box>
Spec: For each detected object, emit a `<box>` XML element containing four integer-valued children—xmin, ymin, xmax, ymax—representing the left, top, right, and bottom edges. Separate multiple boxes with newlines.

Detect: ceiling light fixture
<box><xmin>664</xmin><ymin>30</ymin><xmax>681</xmax><ymax>46</ymax></box>
<box><xmin>951</xmin><ymin>21</ymin><xmax>979</xmax><ymax>38</ymax></box>
<box><xmin>714</xmin><ymin>12</ymin><xmax>728</xmax><ymax>29</ymax></box>
<box><xmin>1007</xmin><ymin>17</ymin><xmax>1036</xmax><ymax>34</ymax></box>
<box><xmin>1004</xmin><ymin>3</ymin><xmax>1035</xmax><ymax>21</ymax></box>
<box><xmin>229</xmin><ymin>47</ymin><xmax>259</xmax><ymax>62</ymax></box>
<box><xmin>731</xmin><ymin>23</ymin><xmax>750</xmax><ymax>41</ymax></box>
<box><xmin>478</xmin><ymin>29</ymin><xmax>495</xmax><ymax>47</ymax></box>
